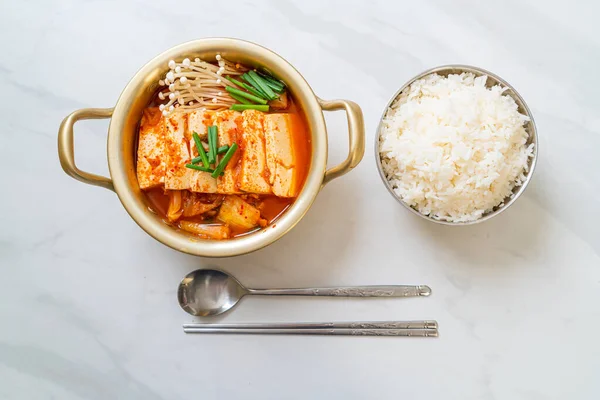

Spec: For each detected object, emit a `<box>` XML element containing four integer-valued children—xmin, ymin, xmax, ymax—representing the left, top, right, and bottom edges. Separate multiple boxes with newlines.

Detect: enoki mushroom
<box><xmin>157</xmin><ymin>54</ymin><xmax>248</xmax><ymax>115</ymax></box>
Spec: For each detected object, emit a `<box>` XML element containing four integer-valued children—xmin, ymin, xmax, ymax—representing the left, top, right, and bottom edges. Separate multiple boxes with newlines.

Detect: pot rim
<box><xmin>107</xmin><ymin>38</ymin><xmax>328</xmax><ymax>257</ymax></box>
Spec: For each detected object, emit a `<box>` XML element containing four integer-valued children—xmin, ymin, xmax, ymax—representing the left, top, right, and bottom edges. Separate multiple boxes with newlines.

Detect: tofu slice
<box><xmin>136</xmin><ymin>108</ymin><xmax>166</xmax><ymax>189</ymax></box>
<box><xmin>214</xmin><ymin>110</ymin><xmax>242</xmax><ymax>194</ymax></box>
<box><xmin>164</xmin><ymin>110</ymin><xmax>192</xmax><ymax>190</ymax></box>
<box><xmin>239</xmin><ymin>110</ymin><xmax>271</xmax><ymax>194</ymax></box>
<box><xmin>142</xmin><ymin>107</ymin><xmax>303</xmax><ymax>196</ymax></box>
<box><xmin>165</xmin><ymin>110</ymin><xmax>217</xmax><ymax>192</ymax></box>
<box><xmin>264</xmin><ymin>113</ymin><xmax>298</xmax><ymax>197</ymax></box>
<box><xmin>187</xmin><ymin>110</ymin><xmax>217</xmax><ymax>193</ymax></box>
<box><xmin>188</xmin><ymin>109</ymin><xmax>212</xmax><ymax>140</ymax></box>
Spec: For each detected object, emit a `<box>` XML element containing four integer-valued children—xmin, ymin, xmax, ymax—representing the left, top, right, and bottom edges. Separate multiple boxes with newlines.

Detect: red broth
<box><xmin>141</xmin><ymin>94</ymin><xmax>311</xmax><ymax>239</ymax></box>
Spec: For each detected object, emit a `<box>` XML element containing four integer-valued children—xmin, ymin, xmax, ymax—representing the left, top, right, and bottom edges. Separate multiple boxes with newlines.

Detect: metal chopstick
<box><xmin>183</xmin><ymin>320</ymin><xmax>437</xmax><ymax>330</ymax></box>
<box><xmin>182</xmin><ymin>320</ymin><xmax>439</xmax><ymax>336</ymax></box>
<box><xmin>183</xmin><ymin>328</ymin><xmax>437</xmax><ymax>336</ymax></box>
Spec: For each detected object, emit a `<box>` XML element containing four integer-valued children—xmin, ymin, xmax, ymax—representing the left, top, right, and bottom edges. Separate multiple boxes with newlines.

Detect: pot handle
<box><xmin>318</xmin><ymin>98</ymin><xmax>365</xmax><ymax>185</ymax></box>
<box><xmin>58</xmin><ymin>108</ymin><xmax>115</xmax><ymax>191</ymax></box>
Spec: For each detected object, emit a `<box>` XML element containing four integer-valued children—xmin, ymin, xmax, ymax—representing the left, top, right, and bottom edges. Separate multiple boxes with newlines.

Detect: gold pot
<box><xmin>58</xmin><ymin>38</ymin><xmax>365</xmax><ymax>257</ymax></box>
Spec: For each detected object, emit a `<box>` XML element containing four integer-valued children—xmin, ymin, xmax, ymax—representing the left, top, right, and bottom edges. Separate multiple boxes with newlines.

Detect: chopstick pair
<box><xmin>183</xmin><ymin>321</ymin><xmax>439</xmax><ymax>337</ymax></box>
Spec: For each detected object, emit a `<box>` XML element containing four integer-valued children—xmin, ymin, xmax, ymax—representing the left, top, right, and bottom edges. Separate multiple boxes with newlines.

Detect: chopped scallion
<box><xmin>230</xmin><ymin>104</ymin><xmax>269</xmax><ymax>112</ymax></box>
<box><xmin>192</xmin><ymin>131</ymin><xmax>209</xmax><ymax>168</ymax></box>
<box><xmin>248</xmin><ymin>70</ymin><xmax>277</xmax><ymax>100</ymax></box>
<box><xmin>207</xmin><ymin>126</ymin><xmax>216</xmax><ymax>164</ymax></box>
<box><xmin>241</xmin><ymin>81</ymin><xmax>269</xmax><ymax>99</ymax></box>
<box><xmin>242</xmin><ymin>73</ymin><xmax>270</xmax><ymax>99</ymax></box>
<box><xmin>257</xmin><ymin>72</ymin><xmax>285</xmax><ymax>92</ymax></box>
<box><xmin>211</xmin><ymin>126</ymin><xmax>218</xmax><ymax>165</ymax></box>
<box><xmin>185</xmin><ymin>164</ymin><xmax>214</xmax><ymax>173</ymax></box>
<box><xmin>257</xmin><ymin>71</ymin><xmax>285</xmax><ymax>85</ymax></box>
<box><xmin>228</xmin><ymin>77</ymin><xmax>268</xmax><ymax>100</ymax></box>
<box><xmin>227</xmin><ymin>77</ymin><xmax>245</xmax><ymax>87</ymax></box>
<box><xmin>211</xmin><ymin>143</ymin><xmax>238</xmax><ymax>178</ymax></box>
<box><xmin>217</xmin><ymin>145</ymin><xmax>229</xmax><ymax>154</ymax></box>
<box><xmin>225</xmin><ymin>86</ymin><xmax>268</xmax><ymax>105</ymax></box>
<box><xmin>229</xmin><ymin>92</ymin><xmax>252</xmax><ymax>105</ymax></box>
<box><xmin>264</xmin><ymin>80</ymin><xmax>285</xmax><ymax>93</ymax></box>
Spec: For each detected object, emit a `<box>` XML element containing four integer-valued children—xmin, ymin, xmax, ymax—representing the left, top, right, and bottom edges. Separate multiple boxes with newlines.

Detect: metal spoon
<box><xmin>177</xmin><ymin>268</ymin><xmax>432</xmax><ymax>316</ymax></box>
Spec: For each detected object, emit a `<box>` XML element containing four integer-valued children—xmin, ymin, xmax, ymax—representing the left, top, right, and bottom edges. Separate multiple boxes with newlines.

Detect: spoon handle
<box><xmin>183</xmin><ymin>327</ymin><xmax>438</xmax><ymax>337</ymax></box>
<box><xmin>247</xmin><ymin>285</ymin><xmax>431</xmax><ymax>297</ymax></box>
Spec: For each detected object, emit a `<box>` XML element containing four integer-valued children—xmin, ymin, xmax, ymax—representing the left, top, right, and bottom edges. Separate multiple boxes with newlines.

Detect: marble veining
<box><xmin>1</xmin><ymin>0</ymin><xmax>599</xmax><ymax>399</ymax></box>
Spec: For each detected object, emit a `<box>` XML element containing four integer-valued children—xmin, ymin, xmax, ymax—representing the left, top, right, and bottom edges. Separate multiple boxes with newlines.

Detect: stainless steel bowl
<box><xmin>375</xmin><ymin>65</ymin><xmax>538</xmax><ymax>225</ymax></box>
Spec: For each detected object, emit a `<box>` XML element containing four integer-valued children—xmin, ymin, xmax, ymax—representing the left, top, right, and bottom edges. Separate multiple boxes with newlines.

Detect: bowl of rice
<box><xmin>376</xmin><ymin>65</ymin><xmax>537</xmax><ymax>225</ymax></box>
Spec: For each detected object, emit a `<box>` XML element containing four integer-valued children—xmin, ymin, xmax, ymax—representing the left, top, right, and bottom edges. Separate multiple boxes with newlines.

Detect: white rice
<box><xmin>379</xmin><ymin>72</ymin><xmax>534</xmax><ymax>223</ymax></box>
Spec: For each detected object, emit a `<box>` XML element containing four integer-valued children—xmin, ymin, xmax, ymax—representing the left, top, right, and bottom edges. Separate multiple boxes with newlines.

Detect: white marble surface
<box><xmin>1</xmin><ymin>0</ymin><xmax>599</xmax><ymax>398</ymax></box>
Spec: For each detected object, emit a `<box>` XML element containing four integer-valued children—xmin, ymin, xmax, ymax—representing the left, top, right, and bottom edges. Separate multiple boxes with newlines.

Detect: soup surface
<box><xmin>135</xmin><ymin>56</ymin><xmax>311</xmax><ymax>239</ymax></box>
